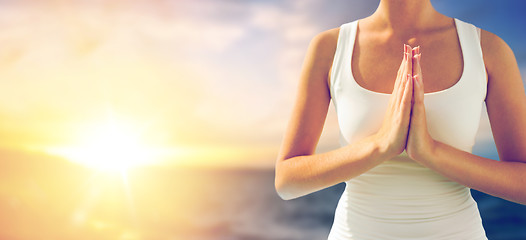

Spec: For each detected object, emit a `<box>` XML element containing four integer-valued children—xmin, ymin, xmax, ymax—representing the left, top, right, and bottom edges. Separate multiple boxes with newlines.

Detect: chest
<box><xmin>351</xmin><ymin>28</ymin><xmax>463</xmax><ymax>94</ymax></box>
<box><xmin>330</xmin><ymin>20</ymin><xmax>487</xmax><ymax>152</ymax></box>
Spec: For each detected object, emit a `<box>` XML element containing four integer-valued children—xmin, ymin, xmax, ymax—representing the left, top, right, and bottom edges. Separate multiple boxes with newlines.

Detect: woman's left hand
<box><xmin>406</xmin><ymin>48</ymin><xmax>437</xmax><ymax>161</ymax></box>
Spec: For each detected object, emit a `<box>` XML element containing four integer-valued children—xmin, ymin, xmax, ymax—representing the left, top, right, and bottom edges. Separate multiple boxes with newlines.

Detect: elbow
<box><xmin>275</xmin><ymin>177</ymin><xmax>296</xmax><ymax>200</ymax></box>
<box><xmin>274</xmin><ymin>165</ymin><xmax>299</xmax><ymax>200</ymax></box>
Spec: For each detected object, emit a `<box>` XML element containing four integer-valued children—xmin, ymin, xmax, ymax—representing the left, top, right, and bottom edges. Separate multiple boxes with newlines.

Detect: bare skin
<box><xmin>275</xmin><ymin>0</ymin><xmax>526</xmax><ymax>204</ymax></box>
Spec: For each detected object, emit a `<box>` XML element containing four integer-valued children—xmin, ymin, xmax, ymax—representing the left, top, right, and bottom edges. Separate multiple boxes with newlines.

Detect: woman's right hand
<box><xmin>373</xmin><ymin>44</ymin><xmax>414</xmax><ymax>158</ymax></box>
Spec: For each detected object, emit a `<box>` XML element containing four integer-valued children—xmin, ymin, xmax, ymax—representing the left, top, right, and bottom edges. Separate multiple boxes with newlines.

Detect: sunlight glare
<box><xmin>49</xmin><ymin>118</ymin><xmax>162</xmax><ymax>172</ymax></box>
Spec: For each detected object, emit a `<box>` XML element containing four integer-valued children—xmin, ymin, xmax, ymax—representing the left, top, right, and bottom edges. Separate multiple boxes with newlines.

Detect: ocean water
<box><xmin>0</xmin><ymin>151</ymin><xmax>525</xmax><ymax>240</ymax></box>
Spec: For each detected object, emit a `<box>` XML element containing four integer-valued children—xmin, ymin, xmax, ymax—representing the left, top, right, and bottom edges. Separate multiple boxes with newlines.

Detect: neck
<box><xmin>370</xmin><ymin>0</ymin><xmax>440</xmax><ymax>32</ymax></box>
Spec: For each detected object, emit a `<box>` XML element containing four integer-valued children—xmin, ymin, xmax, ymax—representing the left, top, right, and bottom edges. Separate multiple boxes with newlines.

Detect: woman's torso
<box><xmin>327</xmin><ymin>18</ymin><xmax>487</xmax><ymax>239</ymax></box>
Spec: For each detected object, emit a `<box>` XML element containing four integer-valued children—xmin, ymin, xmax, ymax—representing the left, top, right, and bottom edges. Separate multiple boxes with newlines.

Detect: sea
<box><xmin>0</xmin><ymin>149</ymin><xmax>525</xmax><ymax>239</ymax></box>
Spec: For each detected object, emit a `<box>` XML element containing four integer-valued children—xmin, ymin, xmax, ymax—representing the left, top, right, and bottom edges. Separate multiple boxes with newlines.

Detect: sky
<box><xmin>0</xmin><ymin>0</ymin><xmax>525</xmax><ymax>169</ymax></box>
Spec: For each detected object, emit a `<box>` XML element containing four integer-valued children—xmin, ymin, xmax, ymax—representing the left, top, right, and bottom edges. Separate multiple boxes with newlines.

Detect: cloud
<box><xmin>131</xmin><ymin>8</ymin><xmax>247</xmax><ymax>54</ymax></box>
<box><xmin>0</xmin><ymin>1</ymin><xmax>297</xmax><ymax>169</ymax></box>
<box><xmin>4</xmin><ymin>0</ymin><xmax>522</xmax><ymax>169</ymax></box>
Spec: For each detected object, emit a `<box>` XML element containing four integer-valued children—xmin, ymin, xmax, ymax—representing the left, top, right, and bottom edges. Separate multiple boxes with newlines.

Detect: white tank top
<box><xmin>328</xmin><ymin>19</ymin><xmax>488</xmax><ymax>239</ymax></box>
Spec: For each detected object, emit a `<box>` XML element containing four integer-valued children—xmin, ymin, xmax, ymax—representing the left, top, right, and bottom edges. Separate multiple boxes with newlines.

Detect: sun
<box><xmin>49</xmin><ymin>117</ymin><xmax>162</xmax><ymax>172</ymax></box>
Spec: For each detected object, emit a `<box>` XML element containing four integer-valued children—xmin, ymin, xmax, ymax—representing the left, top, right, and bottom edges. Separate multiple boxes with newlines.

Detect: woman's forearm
<box><xmin>275</xmin><ymin>135</ymin><xmax>389</xmax><ymax>200</ymax></box>
<box><xmin>415</xmin><ymin>140</ymin><xmax>526</xmax><ymax>205</ymax></box>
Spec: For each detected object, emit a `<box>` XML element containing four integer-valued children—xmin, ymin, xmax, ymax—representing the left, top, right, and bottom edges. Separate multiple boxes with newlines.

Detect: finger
<box><xmin>398</xmin><ymin>52</ymin><xmax>411</xmax><ymax>95</ymax></box>
<box><xmin>415</xmin><ymin>53</ymin><xmax>422</xmax><ymax>79</ymax></box>
<box><xmin>394</xmin><ymin>53</ymin><xmax>409</xmax><ymax>106</ymax></box>
<box><xmin>406</xmin><ymin>51</ymin><xmax>413</xmax><ymax>79</ymax></box>
<box><xmin>412</xmin><ymin>46</ymin><xmax>420</xmax><ymax>55</ymax></box>
<box><xmin>400</xmin><ymin>74</ymin><xmax>413</xmax><ymax>116</ymax></box>
<box><xmin>413</xmin><ymin>74</ymin><xmax>424</xmax><ymax>105</ymax></box>
<box><xmin>398</xmin><ymin>45</ymin><xmax>411</xmax><ymax>83</ymax></box>
<box><xmin>394</xmin><ymin>45</ymin><xmax>408</xmax><ymax>93</ymax></box>
<box><xmin>412</xmin><ymin>48</ymin><xmax>421</xmax><ymax>74</ymax></box>
<box><xmin>412</xmin><ymin>55</ymin><xmax>422</xmax><ymax>101</ymax></box>
<box><xmin>412</xmin><ymin>53</ymin><xmax>416</xmax><ymax>77</ymax></box>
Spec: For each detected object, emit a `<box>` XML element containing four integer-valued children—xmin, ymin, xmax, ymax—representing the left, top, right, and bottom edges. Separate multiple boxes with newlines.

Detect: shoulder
<box><xmin>312</xmin><ymin>27</ymin><xmax>340</xmax><ymax>47</ymax></box>
<box><xmin>480</xmin><ymin>29</ymin><xmax>517</xmax><ymax>76</ymax></box>
<box><xmin>480</xmin><ymin>29</ymin><xmax>513</xmax><ymax>56</ymax></box>
<box><xmin>480</xmin><ymin>28</ymin><xmax>523</xmax><ymax>104</ymax></box>
<box><xmin>306</xmin><ymin>27</ymin><xmax>340</xmax><ymax>63</ymax></box>
<box><xmin>300</xmin><ymin>27</ymin><xmax>341</xmax><ymax>81</ymax></box>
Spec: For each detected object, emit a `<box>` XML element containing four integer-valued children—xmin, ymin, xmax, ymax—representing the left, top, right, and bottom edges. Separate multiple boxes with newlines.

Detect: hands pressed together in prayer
<box><xmin>375</xmin><ymin>45</ymin><xmax>435</xmax><ymax>161</ymax></box>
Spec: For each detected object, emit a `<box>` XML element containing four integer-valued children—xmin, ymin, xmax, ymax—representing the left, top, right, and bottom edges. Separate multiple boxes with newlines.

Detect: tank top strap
<box><xmin>454</xmin><ymin>18</ymin><xmax>487</xmax><ymax>99</ymax></box>
<box><xmin>329</xmin><ymin>20</ymin><xmax>358</xmax><ymax>107</ymax></box>
<box><xmin>332</xmin><ymin>21</ymin><xmax>357</xmax><ymax>65</ymax></box>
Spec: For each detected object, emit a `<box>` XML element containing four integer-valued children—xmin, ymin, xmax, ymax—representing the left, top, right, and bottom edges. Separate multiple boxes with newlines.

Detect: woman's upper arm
<box><xmin>482</xmin><ymin>29</ymin><xmax>526</xmax><ymax>163</ymax></box>
<box><xmin>277</xmin><ymin>28</ymin><xmax>340</xmax><ymax>161</ymax></box>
